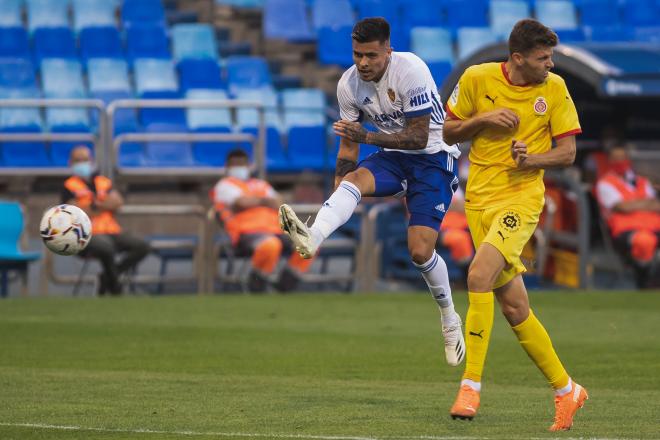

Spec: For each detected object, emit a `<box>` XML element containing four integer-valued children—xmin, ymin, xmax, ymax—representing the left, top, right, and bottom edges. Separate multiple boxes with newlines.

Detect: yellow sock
<box><xmin>511</xmin><ymin>309</ymin><xmax>570</xmax><ymax>390</ymax></box>
<box><xmin>462</xmin><ymin>291</ymin><xmax>494</xmax><ymax>383</ymax></box>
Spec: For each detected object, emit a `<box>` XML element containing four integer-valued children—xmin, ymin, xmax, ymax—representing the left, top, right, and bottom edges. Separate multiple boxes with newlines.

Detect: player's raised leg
<box><xmin>409</xmin><ymin>225</ymin><xmax>464</xmax><ymax>366</ymax></box>
<box><xmin>279</xmin><ymin>168</ymin><xmax>375</xmax><ymax>259</ymax></box>
<box><xmin>495</xmin><ymin>276</ymin><xmax>588</xmax><ymax>431</ymax></box>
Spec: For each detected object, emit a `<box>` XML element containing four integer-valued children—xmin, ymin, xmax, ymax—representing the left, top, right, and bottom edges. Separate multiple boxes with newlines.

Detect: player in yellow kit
<box><xmin>443</xmin><ymin>19</ymin><xmax>588</xmax><ymax>431</ymax></box>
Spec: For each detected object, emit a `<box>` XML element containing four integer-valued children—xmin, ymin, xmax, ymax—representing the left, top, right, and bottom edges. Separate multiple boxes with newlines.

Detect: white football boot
<box><xmin>442</xmin><ymin>315</ymin><xmax>466</xmax><ymax>366</ymax></box>
<box><xmin>278</xmin><ymin>204</ymin><xmax>318</xmax><ymax>259</ymax></box>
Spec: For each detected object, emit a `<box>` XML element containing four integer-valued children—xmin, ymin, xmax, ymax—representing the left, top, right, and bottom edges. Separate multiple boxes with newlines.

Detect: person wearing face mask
<box><xmin>62</xmin><ymin>145</ymin><xmax>150</xmax><ymax>295</ymax></box>
<box><xmin>211</xmin><ymin>148</ymin><xmax>314</xmax><ymax>292</ymax></box>
<box><xmin>596</xmin><ymin>145</ymin><xmax>660</xmax><ymax>288</ymax></box>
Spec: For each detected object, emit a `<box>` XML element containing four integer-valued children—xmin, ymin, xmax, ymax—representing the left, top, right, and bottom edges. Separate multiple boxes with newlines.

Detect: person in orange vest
<box><xmin>62</xmin><ymin>146</ymin><xmax>150</xmax><ymax>295</ymax></box>
<box><xmin>211</xmin><ymin>148</ymin><xmax>314</xmax><ymax>292</ymax></box>
<box><xmin>439</xmin><ymin>187</ymin><xmax>474</xmax><ymax>268</ymax></box>
<box><xmin>596</xmin><ymin>145</ymin><xmax>660</xmax><ymax>288</ymax></box>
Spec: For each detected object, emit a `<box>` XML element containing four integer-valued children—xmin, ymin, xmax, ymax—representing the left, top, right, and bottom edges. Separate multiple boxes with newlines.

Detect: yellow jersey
<box><xmin>446</xmin><ymin>62</ymin><xmax>581</xmax><ymax>211</ymax></box>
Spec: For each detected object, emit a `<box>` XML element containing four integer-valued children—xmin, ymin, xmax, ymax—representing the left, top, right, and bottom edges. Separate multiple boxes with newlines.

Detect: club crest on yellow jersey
<box><xmin>534</xmin><ymin>97</ymin><xmax>548</xmax><ymax>115</ymax></box>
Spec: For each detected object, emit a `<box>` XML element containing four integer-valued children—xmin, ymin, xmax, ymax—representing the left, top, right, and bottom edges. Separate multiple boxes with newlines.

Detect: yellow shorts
<box><xmin>466</xmin><ymin>204</ymin><xmax>541</xmax><ymax>289</ymax></box>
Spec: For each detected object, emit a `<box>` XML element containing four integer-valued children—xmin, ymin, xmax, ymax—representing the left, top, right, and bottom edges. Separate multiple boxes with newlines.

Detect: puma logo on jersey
<box><xmin>497</xmin><ymin>230</ymin><xmax>507</xmax><ymax>241</ymax></box>
<box><xmin>469</xmin><ymin>329</ymin><xmax>485</xmax><ymax>339</ymax></box>
<box><xmin>485</xmin><ymin>94</ymin><xmax>497</xmax><ymax>104</ymax></box>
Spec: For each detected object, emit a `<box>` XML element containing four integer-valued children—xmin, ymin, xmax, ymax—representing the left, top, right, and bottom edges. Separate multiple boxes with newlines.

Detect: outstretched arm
<box><xmin>333</xmin><ymin>114</ymin><xmax>431</xmax><ymax>150</ymax></box>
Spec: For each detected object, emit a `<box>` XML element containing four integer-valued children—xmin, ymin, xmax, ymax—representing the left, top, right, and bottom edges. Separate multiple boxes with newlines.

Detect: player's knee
<box><xmin>409</xmin><ymin>243</ymin><xmax>434</xmax><ymax>265</ymax></box>
<box><xmin>499</xmin><ymin>300</ymin><xmax>529</xmax><ymax>326</ymax></box>
<box><xmin>467</xmin><ymin>263</ymin><xmax>494</xmax><ymax>292</ymax></box>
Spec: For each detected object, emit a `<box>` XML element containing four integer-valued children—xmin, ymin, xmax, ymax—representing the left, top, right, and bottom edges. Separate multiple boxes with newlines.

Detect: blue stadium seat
<box><xmin>312</xmin><ymin>0</ymin><xmax>354</xmax><ymax>30</ymax></box>
<box><xmin>317</xmin><ymin>26</ymin><xmax>353</xmax><ymax>67</ymax></box>
<box><xmin>0</xmin><ymin>125</ymin><xmax>50</xmax><ymax>167</ymax></box>
<box><xmin>134</xmin><ymin>58</ymin><xmax>178</xmax><ymax>95</ymax></box>
<box><xmin>555</xmin><ymin>28</ymin><xmax>586</xmax><ymax>43</ymax></box>
<box><xmin>356</xmin><ymin>0</ymin><xmax>399</xmax><ymax>21</ymax></box>
<box><xmin>40</xmin><ymin>59</ymin><xmax>89</xmax><ymax>130</ymax></box>
<box><xmin>80</xmin><ymin>26</ymin><xmax>124</xmax><ymax>63</ymax></box>
<box><xmin>191</xmin><ymin>125</ymin><xmax>234</xmax><ymax>167</ymax></box>
<box><xmin>0</xmin><ymin>58</ymin><xmax>37</xmax><ymax>90</ymax></box>
<box><xmin>87</xmin><ymin>58</ymin><xmax>130</xmax><ymax>93</ymax></box>
<box><xmin>241</xmin><ymin>126</ymin><xmax>287</xmax><ymax>172</ymax></box>
<box><xmin>73</xmin><ymin>0</ymin><xmax>117</xmax><ymax>32</ymax></box>
<box><xmin>586</xmin><ymin>24</ymin><xmax>629</xmax><ymax>42</ymax></box>
<box><xmin>33</xmin><ymin>28</ymin><xmax>77</xmax><ymax>64</ymax></box>
<box><xmin>91</xmin><ymin>90</ymin><xmax>138</xmax><ymax>135</ymax></box>
<box><xmin>226</xmin><ymin>56</ymin><xmax>273</xmax><ymax>94</ymax></box>
<box><xmin>287</xmin><ymin>125</ymin><xmax>326</xmax><ymax>171</ymax></box>
<box><xmin>185</xmin><ymin>89</ymin><xmax>232</xmax><ymax>130</ymax></box>
<box><xmin>457</xmin><ymin>27</ymin><xmax>498</xmax><ymax>60</ymax></box>
<box><xmin>0</xmin><ymin>27</ymin><xmax>29</xmax><ymax>58</ymax></box>
<box><xmin>27</xmin><ymin>0</ymin><xmax>69</xmax><ymax>32</ymax></box>
<box><xmin>264</xmin><ymin>0</ymin><xmax>315</xmax><ymax>42</ymax></box>
<box><xmin>400</xmin><ymin>0</ymin><xmax>442</xmax><ymax>28</ymax></box>
<box><xmin>445</xmin><ymin>0</ymin><xmax>488</xmax><ymax>29</ymax></box>
<box><xmin>578</xmin><ymin>0</ymin><xmax>620</xmax><ymax>26</ymax></box>
<box><xmin>411</xmin><ymin>27</ymin><xmax>453</xmax><ymax>63</ymax></box>
<box><xmin>172</xmin><ymin>24</ymin><xmax>218</xmax><ymax>61</ymax></box>
<box><xmin>121</xmin><ymin>0</ymin><xmax>166</xmax><ymax>28</ymax></box>
<box><xmin>535</xmin><ymin>1</ymin><xmax>577</xmax><ymax>30</ymax></box>
<box><xmin>118</xmin><ymin>142</ymin><xmax>145</xmax><ymax>167</ymax></box>
<box><xmin>490</xmin><ymin>0</ymin><xmax>530</xmax><ymax>38</ymax></box>
<box><xmin>235</xmin><ymin>87</ymin><xmax>281</xmax><ymax>129</ymax></box>
<box><xmin>177</xmin><ymin>59</ymin><xmax>224</xmax><ymax>91</ymax></box>
<box><xmin>632</xmin><ymin>26</ymin><xmax>660</xmax><ymax>43</ymax></box>
<box><xmin>215</xmin><ymin>0</ymin><xmax>265</xmax><ymax>6</ymax></box>
<box><xmin>126</xmin><ymin>25</ymin><xmax>170</xmax><ymax>64</ymax></box>
<box><xmin>281</xmin><ymin>88</ymin><xmax>325</xmax><ymax>129</ymax></box>
<box><xmin>50</xmin><ymin>124</ymin><xmax>92</xmax><ymax>166</ymax></box>
<box><xmin>139</xmin><ymin>90</ymin><xmax>186</xmax><ymax>127</ymax></box>
<box><xmin>143</xmin><ymin>123</ymin><xmax>196</xmax><ymax>167</ymax></box>
<box><xmin>0</xmin><ymin>0</ymin><xmax>23</xmax><ymax>27</ymax></box>
<box><xmin>621</xmin><ymin>0</ymin><xmax>659</xmax><ymax>27</ymax></box>
<box><xmin>0</xmin><ymin>87</ymin><xmax>42</xmax><ymax>131</ymax></box>
<box><xmin>427</xmin><ymin>61</ymin><xmax>452</xmax><ymax>87</ymax></box>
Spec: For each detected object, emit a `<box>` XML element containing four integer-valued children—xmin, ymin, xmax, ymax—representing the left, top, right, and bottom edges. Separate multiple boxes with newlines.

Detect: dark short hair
<box><xmin>226</xmin><ymin>148</ymin><xmax>249</xmax><ymax>162</ymax></box>
<box><xmin>508</xmin><ymin>19</ymin><xmax>558</xmax><ymax>55</ymax></box>
<box><xmin>352</xmin><ymin>17</ymin><xmax>390</xmax><ymax>44</ymax></box>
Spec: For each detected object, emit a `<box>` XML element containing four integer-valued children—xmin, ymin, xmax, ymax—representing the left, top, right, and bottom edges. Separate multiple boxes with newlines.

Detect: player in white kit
<box><xmin>279</xmin><ymin>17</ymin><xmax>465</xmax><ymax>366</ymax></box>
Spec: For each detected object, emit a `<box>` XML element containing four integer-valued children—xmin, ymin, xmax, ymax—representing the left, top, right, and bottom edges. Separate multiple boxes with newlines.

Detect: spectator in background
<box><xmin>596</xmin><ymin>144</ymin><xmax>660</xmax><ymax>288</ymax></box>
<box><xmin>211</xmin><ymin>149</ymin><xmax>314</xmax><ymax>292</ymax></box>
<box><xmin>439</xmin><ymin>187</ymin><xmax>474</xmax><ymax>268</ymax></box>
<box><xmin>62</xmin><ymin>146</ymin><xmax>150</xmax><ymax>295</ymax></box>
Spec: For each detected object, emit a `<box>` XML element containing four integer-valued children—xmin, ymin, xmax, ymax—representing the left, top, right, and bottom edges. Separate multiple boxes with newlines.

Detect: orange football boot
<box><xmin>549</xmin><ymin>381</ymin><xmax>588</xmax><ymax>431</ymax></box>
<box><xmin>450</xmin><ymin>384</ymin><xmax>480</xmax><ymax>420</ymax></box>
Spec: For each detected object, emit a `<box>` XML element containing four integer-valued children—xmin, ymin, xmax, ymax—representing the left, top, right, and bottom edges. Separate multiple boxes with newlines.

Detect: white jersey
<box><xmin>337</xmin><ymin>51</ymin><xmax>459</xmax><ymax>157</ymax></box>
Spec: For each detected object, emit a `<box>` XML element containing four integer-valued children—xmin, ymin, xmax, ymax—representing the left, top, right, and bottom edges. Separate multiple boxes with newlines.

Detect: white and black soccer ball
<box><xmin>39</xmin><ymin>204</ymin><xmax>92</xmax><ymax>256</ymax></box>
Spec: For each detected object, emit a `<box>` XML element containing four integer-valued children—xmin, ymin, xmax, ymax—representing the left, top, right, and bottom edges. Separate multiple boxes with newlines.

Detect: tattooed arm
<box><xmin>333</xmin><ymin>114</ymin><xmax>431</xmax><ymax>151</ymax></box>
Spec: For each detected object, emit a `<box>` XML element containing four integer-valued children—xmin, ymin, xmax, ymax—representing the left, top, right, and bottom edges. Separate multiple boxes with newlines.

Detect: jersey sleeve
<box><xmin>337</xmin><ymin>75</ymin><xmax>362</xmax><ymax>122</ymax></box>
<box><xmin>213</xmin><ymin>179</ymin><xmax>244</xmax><ymax>206</ymax></box>
<box><xmin>399</xmin><ymin>65</ymin><xmax>434</xmax><ymax>118</ymax></box>
<box><xmin>446</xmin><ymin>68</ymin><xmax>477</xmax><ymax>121</ymax></box>
<box><xmin>550</xmin><ymin>79</ymin><xmax>581</xmax><ymax>139</ymax></box>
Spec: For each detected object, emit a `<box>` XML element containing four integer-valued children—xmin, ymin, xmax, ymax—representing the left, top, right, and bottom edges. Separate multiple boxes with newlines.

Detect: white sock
<box><xmin>461</xmin><ymin>379</ymin><xmax>481</xmax><ymax>392</ymax></box>
<box><xmin>555</xmin><ymin>378</ymin><xmax>573</xmax><ymax>396</ymax></box>
<box><xmin>413</xmin><ymin>251</ymin><xmax>457</xmax><ymax>326</ymax></box>
<box><xmin>309</xmin><ymin>181</ymin><xmax>361</xmax><ymax>249</ymax></box>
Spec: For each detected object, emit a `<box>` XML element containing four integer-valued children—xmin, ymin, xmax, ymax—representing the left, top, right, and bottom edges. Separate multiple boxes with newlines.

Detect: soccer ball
<box><xmin>39</xmin><ymin>204</ymin><xmax>92</xmax><ymax>256</ymax></box>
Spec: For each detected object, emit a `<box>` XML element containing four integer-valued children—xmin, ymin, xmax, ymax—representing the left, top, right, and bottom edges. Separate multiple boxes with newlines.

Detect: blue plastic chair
<box><xmin>312</xmin><ymin>0</ymin><xmax>354</xmax><ymax>30</ymax></box>
<box><xmin>91</xmin><ymin>90</ymin><xmax>138</xmax><ymax>136</ymax></box>
<box><xmin>33</xmin><ymin>28</ymin><xmax>77</xmax><ymax>64</ymax></box>
<box><xmin>0</xmin><ymin>27</ymin><xmax>30</xmax><ymax>58</ymax></box>
<box><xmin>578</xmin><ymin>0</ymin><xmax>620</xmax><ymax>26</ymax></box>
<box><xmin>73</xmin><ymin>0</ymin><xmax>117</xmax><ymax>32</ymax></box>
<box><xmin>490</xmin><ymin>0</ymin><xmax>531</xmax><ymax>38</ymax></box>
<box><xmin>172</xmin><ymin>24</ymin><xmax>218</xmax><ymax>61</ymax></box>
<box><xmin>226</xmin><ymin>56</ymin><xmax>273</xmax><ymax>94</ymax></box>
<box><xmin>621</xmin><ymin>0</ymin><xmax>659</xmax><ymax>27</ymax></box>
<box><xmin>555</xmin><ymin>28</ymin><xmax>586</xmax><ymax>43</ymax></box>
<box><xmin>126</xmin><ymin>24</ymin><xmax>170</xmax><ymax>64</ymax></box>
<box><xmin>0</xmin><ymin>201</ymin><xmax>41</xmax><ymax>297</ymax></box>
<box><xmin>235</xmin><ymin>87</ymin><xmax>281</xmax><ymax>130</ymax></box>
<box><xmin>632</xmin><ymin>26</ymin><xmax>660</xmax><ymax>43</ymax></box>
<box><xmin>427</xmin><ymin>61</ymin><xmax>452</xmax><ymax>87</ymax></box>
<box><xmin>139</xmin><ymin>90</ymin><xmax>186</xmax><ymax>127</ymax></box>
<box><xmin>356</xmin><ymin>0</ymin><xmax>400</xmax><ymax>21</ymax></box>
<box><xmin>0</xmin><ymin>87</ymin><xmax>43</xmax><ymax>131</ymax></box>
<box><xmin>457</xmin><ymin>27</ymin><xmax>498</xmax><ymax>60</ymax></box>
<box><xmin>41</xmin><ymin>59</ymin><xmax>89</xmax><ymax>130</ymax></box>
<box><xmin>88</xmin><ymin>58</ymin><xmax>130</xmax><ymax>93</ymax></box>
<box><xmin>400</xmin><ymin>0</ymin><xmax>443</xmax><ymax>28</ymax></box>
<box><xmin>281</xmin><ymin>88</ymin><xmax>325</xmax><ymax>129</ymax></box>
<box><xmin>411</xmin><ymin>27</ymin><xmax>453</xmax><ymax>63</ymax></box>
<box><xmin>80</xmin><ymin>26</ymin><xmax>123</xmax><ymax>63</ymax></box>
<box><xmin>50</xmin><ymin>124</ymin><xmax>92</xmax><ymax>166</ymax></box>
<box><xmin>264</xmin><ymin>0</ymin><xmax>314</xmax><ymax>42</ymax></box>
<box><xmin>535</xmin><ymin>0</ymin><xmax>577</xmax><ymax>30</ymax></box>
<box><xmin>143</xmin><ymin>122</ymin><xmax>196</xmax><ymax>167</ymax></box>
<box><xmin>0</xmin><ymin>0</ymin><xmax>23</xmax><ymax>27</ymax></box>
<box><xmin>118</xmin><ymin>142</ymin><xmax>145</xmax><ymax>167</ymax></box>
<box><xmin>134</xmin><ymin>58</ymin><xmax>178</xmax><ymax>95</ymax></box>
<box><xmin>185</xmin><ymin>89</ymin><xmax>232</xmax><ymax>130</ymax></box>
<box><xmin>445</xmin><ymin>0</ymin><xmax>489</xmax><ymax>29</ymax></box>
<box><xmin>240</xmin><ymin>126</ymin><xmax>287</xmax><ymax>172</ymax></box>
<box><xmin>287</xmin><ymin>125</ymin><xmax>326</xmax><ymax>171</ymax></box>
<box><xmin>317</xmin><ymin>26</ymin><xmax>353</xmax><ymax>67</ymax></box>
<box><xmin>586</xmin><ymin>24</ymin><xmax>629</xmax><ymax>42</ymax></box>
<box><xmin>27</xmin><ymin>0</ymin><xmax>70</xmax><ymax>32</ymax></box>
<box><xmin>121</xmin><ymin>0</ymin><xmax>165</xmax><ymax>28</ymax></box>
<box><xmin>178</xmin><ymin>59</ymin><xmax>224</xmax><ymax>92</ymax></box>
<box><xmin>0</xmin><ymin>125</ymin><xmax>51</xmax><ymax>167</ymax></box>
<box><xmin>0</xmin><ymin>58</ymin><xmax>37</xmax><ymax>90</ymax></box>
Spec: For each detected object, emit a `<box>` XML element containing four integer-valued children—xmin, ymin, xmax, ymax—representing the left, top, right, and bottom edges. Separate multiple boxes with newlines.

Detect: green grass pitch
<box><xmin>1</xmin><ymin>291</ymin><xmax>659</xmax><ymax>439</ymax></box>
